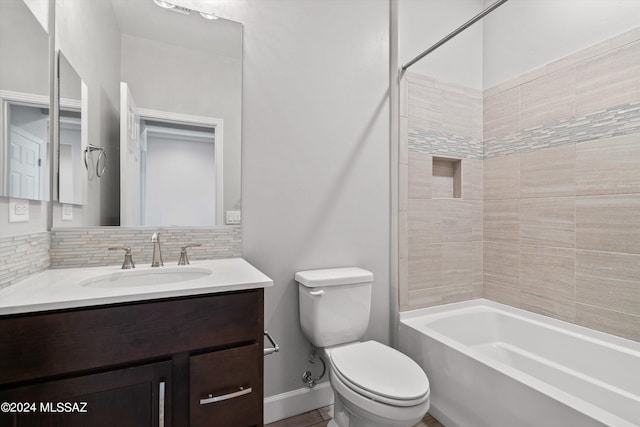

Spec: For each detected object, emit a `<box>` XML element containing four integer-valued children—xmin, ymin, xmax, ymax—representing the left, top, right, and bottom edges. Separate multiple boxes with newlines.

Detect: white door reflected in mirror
<box><xmin>120</xmin><ymin>82</ymin><xmax>223</xmax><ymax>227</ymax></box>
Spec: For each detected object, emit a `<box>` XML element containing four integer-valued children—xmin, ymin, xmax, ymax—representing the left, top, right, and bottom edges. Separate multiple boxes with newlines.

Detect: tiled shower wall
<box><xmin>400</xmin><ymin>27</ymin><xmax>640</xmax><ymax>342</ymax></box>
<box><xmin>482</xmin><ymin>29</ymin><xmax>640</xmax><ymax>342</ymax></box>
<box><xmin>399</xmin><ymin>72</ymin><xmax>483</xmax><ymax>311</ymax></box>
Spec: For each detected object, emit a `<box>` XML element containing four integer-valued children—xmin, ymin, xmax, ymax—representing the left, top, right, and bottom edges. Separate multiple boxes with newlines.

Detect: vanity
<box><xmin>0</xmin><ymin>259</ymin><xmax>273</xmax><ymax>427</ymax></box>
<box><xmin>0</xmin><ymin>0</ymin><xmax>262</xmax><ymax>424</ymax></box>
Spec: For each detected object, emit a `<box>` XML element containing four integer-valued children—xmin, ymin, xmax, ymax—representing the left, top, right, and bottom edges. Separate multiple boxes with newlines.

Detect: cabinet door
<box><xmin>190</xmin><ymin>343</ymin><xmax>262</xmax><ymax>427</ymax></box>
<box><xmin>0</xmin><ymin>360</ymin><xmax>171</xmax><ymax>427</ymax></box>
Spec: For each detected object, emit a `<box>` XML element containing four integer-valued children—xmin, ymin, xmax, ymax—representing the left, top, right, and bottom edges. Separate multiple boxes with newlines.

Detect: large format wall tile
<box><xmin>438</xmin><ymin>200</ymin><xmax>473</xmax><ymax>243</ymax></box>
<box><xmin>484</xmin><ymin>282</ymin><xmax>521</xmax><ymax>307</ymax></box>
<box><xmin>520</xmin><ymin>245</ymin><xmax>575</xmax><ymax>300</ymax></box>
<box><xmin>483</xmin><ymin>199</ymin><xmax>519</xmax><ymax>243</ymax></box>
<box><xmin>408</xmin><ymin>152</ymin><xmax>432</xmax><ymax>199</ymax></box>
<box><xmin>520</xmin><ymin>145</ymin><xmax>575</xmax><ymax>198</ymax></box>
<box><xmin>462</xmin><ymin>159</ymin><xmax>483</xmax><ymax>200</ymax></box>
<box><xmin>576</xmin><ymin>303</ymin><xmax>640</xmax><ymax>342</ymax></box>
<box><xmin>472</xmin><ymin>241</ymin><xmax>483</xmax><ymax>285</ymax></box>
<box><xmin>520</xmin><ymin>291</ymin><xmax>576</xmax><ymax>323</ymax></box>
<box><xmin>576</xmin><ymin>250</ymin><xmax>640</xmax><ymax>316</ymax></box>
<box><xmin>576</xmin><ymin>195</ymin><xmax>640</xmax><ymax>254</ymax></box>
<box><xmin>408</xmin><ymin>285</ymin><xmax>475</xmax><ymax>309</ymax></box>
<box><xmin>483</xmin><ymin>242</ymin><xmax>519</xmax><ymax>289</ymax></box>
<box><xmin>408</xmin><ymin>244</ymin><xmax>441</xmax><ymax>290</ymax></box>
<box><xmin>520</xmin><ymin>197</ymin><xmax>575</xmax><ymax>248</ymax></box>
<box><xmin>442</xmin><ymin>243</ymin><xmax>473</xmax><ymax>287</ymax></box>
<box><xmin>576</xmin><ymin>40</ymin><xmax>640</xmax><ymax>116</ymax></box>
<box><xmin>483</xmin><ymin>155</ymin><xmax>520</xmax><ymax>200</ymax></box>
<box><xmin>576</xmin><ymin>133</ymin><xmax>640</xmax><ymax>196</ymax></box>
<box><xmin>521</xmin><ymin>67</ymin><xmax>576</xmax><ymax>130</ymax></box>
<box><xmin>484</xmin><ymin>87</ymin><xmax>520</xmax><ymax>140</ymax></box>
<box><xmin>408</xmin><ymin>199</ymin><xmax>442</xmax><ymax>246</ymax></box>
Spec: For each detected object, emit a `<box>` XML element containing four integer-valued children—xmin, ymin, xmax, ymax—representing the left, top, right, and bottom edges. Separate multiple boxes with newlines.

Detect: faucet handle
<box><xmin>178</xmin><ymin>244</ymin><xmax>202</xmax><ymax>266</ymax></box>
<box><xmin>108</xmin><ymin>247</ymin><xmax>135</xmax><ymax>269</ymax></box>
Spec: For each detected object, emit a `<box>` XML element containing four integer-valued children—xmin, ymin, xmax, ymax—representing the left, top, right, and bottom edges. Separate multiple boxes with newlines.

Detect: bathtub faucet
<box><xmin>150</xmin><ymin>232</ymin><xmax>164</xmax><ymax>267</ymax></box>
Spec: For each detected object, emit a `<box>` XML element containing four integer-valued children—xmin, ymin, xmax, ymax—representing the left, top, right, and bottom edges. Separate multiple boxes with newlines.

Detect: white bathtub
<box><xmin>398</xmin><ymin>299</ymin><xmax>640</xmax><ymax>427</ymax></box>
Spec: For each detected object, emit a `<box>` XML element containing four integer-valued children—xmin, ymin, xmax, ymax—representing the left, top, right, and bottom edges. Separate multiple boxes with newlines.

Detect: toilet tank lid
<box><xmin>295</xmin><ymin>267</ymin><xmax>373</xmax><ymax>288</ymax></box>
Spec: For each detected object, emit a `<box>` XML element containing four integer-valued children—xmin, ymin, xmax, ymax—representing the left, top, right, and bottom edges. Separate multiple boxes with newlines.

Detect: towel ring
<box><xmin>84</xmin><ymin>144</ymin><xmax>106</xmax><ymax>178</ymax></box>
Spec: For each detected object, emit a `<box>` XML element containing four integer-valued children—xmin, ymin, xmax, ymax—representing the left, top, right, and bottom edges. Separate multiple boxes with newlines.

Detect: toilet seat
<box><xmin>328</xmin><ymin>341</ymin><xmax>430</xmax><ymax>407</ymax></box>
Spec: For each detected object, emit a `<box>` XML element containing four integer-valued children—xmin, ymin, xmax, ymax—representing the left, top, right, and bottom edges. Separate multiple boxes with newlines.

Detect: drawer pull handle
<box><xmin>159</xmin><ymin>381</ymin><xmax>165</xmax><ymax>427</ymax></box>
<box><xmin>199</xmin><ymin>386</ymin><xmax>252</xmax><ymax>405</ymax></box>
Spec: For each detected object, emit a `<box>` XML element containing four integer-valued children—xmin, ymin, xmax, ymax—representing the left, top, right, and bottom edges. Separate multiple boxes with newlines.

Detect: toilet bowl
<box><xmin>296</xmin><ymin>267</ymin><xmax>430</xmax><ymax>427</ymax></box>
<box><xmin>325</xmin><ymin>341</ymin><xmax>430</xmax><ymax>427</ymax></box>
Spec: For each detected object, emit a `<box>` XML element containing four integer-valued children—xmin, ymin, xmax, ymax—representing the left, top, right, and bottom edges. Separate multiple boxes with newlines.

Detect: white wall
<box><xmin>398</xmin><ymin>0</ymin><xmax>484</xmax><ymax>89</ymax></box>
<box><xmin>242</xmin><ymin>0</ymin><xmax>391</xmax><ymax>399</ymax></box>
<box><xmin>176</xmin><ymin>0</ymin><xmax>392</xmax><ymax>402</ymax></box>
<box><xmin>483</xmin><ymin>0</ymin><xmax>640</xmax><ymax>88</ymax></box>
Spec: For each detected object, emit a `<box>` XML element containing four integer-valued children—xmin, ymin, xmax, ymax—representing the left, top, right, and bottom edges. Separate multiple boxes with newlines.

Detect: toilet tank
<box><xmin>296</xmin><ymin>267</ymin><xmax>373</xmax><ymax>348</ymax></box>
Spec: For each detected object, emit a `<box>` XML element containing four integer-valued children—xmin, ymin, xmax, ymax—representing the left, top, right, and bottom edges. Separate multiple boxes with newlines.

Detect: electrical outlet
<box><xmin>225</xmin><ymin>210</ymin><xmax>241</xmax><ymax>225</ymax></box>
<box><xmin>9</xmin><ymin>199</ymin><xmax>29</xmax><ymax>222</ymax></box>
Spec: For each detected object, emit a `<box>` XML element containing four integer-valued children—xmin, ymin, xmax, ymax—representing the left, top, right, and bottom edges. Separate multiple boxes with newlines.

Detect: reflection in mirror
<box><xmin>54</xmin><ymin>0</ymin><xmax>242</xmax><ymax>227</ymax></box>
<box><xmin>0</xmin><ymin>0</ymin><xmax>50</xmax><ymax>202</ymax></box>
<box><xmin>140</xmin><ymin>120</ymin><xmax>218</xmax><ymax>227</ymax></box>
<box><xmin>58</xmin><ymin>52</ymin><xmax>87</xmax><ymax>205</ymax></box>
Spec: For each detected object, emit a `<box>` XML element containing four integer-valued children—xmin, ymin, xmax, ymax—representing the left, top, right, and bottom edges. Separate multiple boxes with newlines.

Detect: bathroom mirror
<box><xmin>57</xmin><ymin>52</ymin><xmax>87</xmax><ymax>205</ymax></box>
<box><xmin>0</xmin><ymin>0</ymin><xmax>50</xmax><ymax>202</ymax></box>
<box><xmin>54</xmin><ymin>0</ymin><xmax>242</xmax><ymax>227</ymax></box>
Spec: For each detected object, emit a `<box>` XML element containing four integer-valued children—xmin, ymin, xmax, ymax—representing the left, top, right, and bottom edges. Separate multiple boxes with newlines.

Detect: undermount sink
<box><xmin>80</xmin><ymin>267</ymin><xmax>212</xmax><ymax>289</ymax></box>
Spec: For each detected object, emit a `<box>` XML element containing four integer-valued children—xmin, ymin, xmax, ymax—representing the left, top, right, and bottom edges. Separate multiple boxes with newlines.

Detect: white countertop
<box><xmin>0</xmin><ymin>258</ymin><xmax>273</xmax><ymax>316</ymax></box>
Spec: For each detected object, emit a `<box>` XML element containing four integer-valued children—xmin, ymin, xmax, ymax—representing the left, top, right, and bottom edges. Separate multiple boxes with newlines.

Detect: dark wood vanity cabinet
<box><xmin>0</xmin><ymin>289</ymin><xmax>265</xmax><ymax>427</ymax></box>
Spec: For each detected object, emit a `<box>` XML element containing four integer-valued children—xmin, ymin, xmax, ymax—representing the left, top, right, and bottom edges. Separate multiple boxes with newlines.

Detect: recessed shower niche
<box><xmin>432</xmin><ymin>157</ymin><xmax>461</xmax><ymax>199</ymax></box>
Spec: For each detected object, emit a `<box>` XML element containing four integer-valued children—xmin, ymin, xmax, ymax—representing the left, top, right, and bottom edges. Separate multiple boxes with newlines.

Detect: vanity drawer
<box><xmin>190</xmin><ymin>343</ymin><xmax>262</xmax><ymax>427</ymax></box>
<box><xmin>0</xmin><ymin>290</ymin><xmax>263</xmax><ymax>385</ymax></box>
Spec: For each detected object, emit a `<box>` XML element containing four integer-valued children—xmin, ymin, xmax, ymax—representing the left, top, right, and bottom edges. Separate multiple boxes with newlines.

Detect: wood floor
<box><xmin>265</xmin><ymin>406</ymin><xmax>444</xmax><ymax>427</ymax></box>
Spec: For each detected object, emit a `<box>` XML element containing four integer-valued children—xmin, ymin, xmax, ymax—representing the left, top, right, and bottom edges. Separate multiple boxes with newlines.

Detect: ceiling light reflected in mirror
<box><xmin>152</xmin><ymin>0</ymin><xmax>219</xmax><ymax>20</ymax></box>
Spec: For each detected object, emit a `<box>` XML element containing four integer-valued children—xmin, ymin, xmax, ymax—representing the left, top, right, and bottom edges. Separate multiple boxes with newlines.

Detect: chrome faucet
<box><xmin>109</xmin><ymin>246</ymin><xmax>135</xmax><ymax>269</ymax></box>
<box><xmin>150</xmin><ymin>232</ymin><xmax>164</xmax><ymax>267</ymax></box>
<box><xmin>178</xmin><ymin>244</ymin><xmax>202</xmax><ymax>265</ymax></box>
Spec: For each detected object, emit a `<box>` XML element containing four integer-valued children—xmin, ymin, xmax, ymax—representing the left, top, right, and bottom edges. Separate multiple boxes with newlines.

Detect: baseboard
<box><xmin>263</xmin><ymin>382</ymin><xmax>334</xmax><ymax>424</ymax></box>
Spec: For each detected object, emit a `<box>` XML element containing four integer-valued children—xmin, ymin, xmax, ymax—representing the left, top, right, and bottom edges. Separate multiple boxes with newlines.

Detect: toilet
<box><xmin>296</xmin><ymin>267</ymin><xmax>430</xmax><ymax>427</ymax></box>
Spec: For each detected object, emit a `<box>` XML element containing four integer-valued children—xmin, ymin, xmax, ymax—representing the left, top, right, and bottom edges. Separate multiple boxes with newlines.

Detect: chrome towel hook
<box><xmin>84</xmin><ymin>144</ymin><xmax>106</xmax><ymax>177</ymax></box>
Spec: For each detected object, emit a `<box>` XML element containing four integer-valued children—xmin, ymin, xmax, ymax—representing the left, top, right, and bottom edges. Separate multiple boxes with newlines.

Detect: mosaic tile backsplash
<box><xmin>0</xmin><ymin>232</ymin><xmax>50</xmax><ymax>290</ymax></box>
<box><xmin>50</xmin><ymin>226</ymin><xmax>242</xmax><ymax>269</ymax></box>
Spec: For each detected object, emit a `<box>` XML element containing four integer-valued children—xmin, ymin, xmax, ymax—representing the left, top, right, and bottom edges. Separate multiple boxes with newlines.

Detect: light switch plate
<box><xmin>62</xmin><ymin>204</ymin><xmax>73</xmax><ymax>221</ymax></box>
<box><xmin>225</xmin><ymin>210</ymin><xmax>241</xmax><ymax>225</ymax></box>
<box><xmin>9</xmin><ymin>199</ymin><xmax>29</xmax><ymax>222</ymax></box>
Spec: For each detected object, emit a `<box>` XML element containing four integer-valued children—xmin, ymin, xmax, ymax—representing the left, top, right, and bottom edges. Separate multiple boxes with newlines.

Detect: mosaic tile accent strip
<box><xmin>484</xmin><ymin>101</ymin><xmax>640</xmax><ymax>159</ymax></box>
<box><xmin>408</xmin><ymin>129</ymin><xmax>482</xmax><ymax>160</ymax></box>
<box><xmin>50</xmin><ymin>226</ymin><xmax>242</xmax><ymax>269</ymax></box>
<box><xmin>0</xmin><ymin>232</ymin><xmax>50</xmax><ymax>290</ymax></box>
